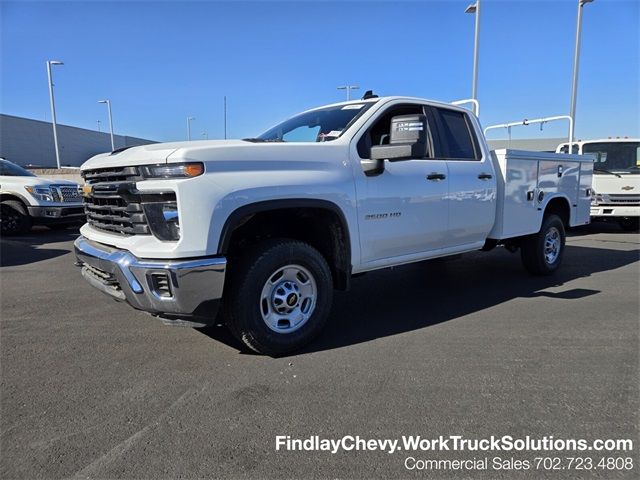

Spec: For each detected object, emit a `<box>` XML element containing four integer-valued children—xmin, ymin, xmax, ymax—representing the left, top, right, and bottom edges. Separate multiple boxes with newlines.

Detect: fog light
<box><xmin>143</xmin><ymin>202</ymin><xmax>180</xmax><ymax>241</ymax></box>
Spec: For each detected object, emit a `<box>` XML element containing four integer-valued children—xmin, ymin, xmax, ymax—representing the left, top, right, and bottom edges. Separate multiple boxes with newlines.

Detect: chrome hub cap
<box><xmin>260</xmin><ymin>264</ymin><xmax>317</xmax><ymax>333</ymax></box>
<box><xmin>544</xmin><ymin>227</ymin><xmax>561</xmax><ymax>264</ymax></box>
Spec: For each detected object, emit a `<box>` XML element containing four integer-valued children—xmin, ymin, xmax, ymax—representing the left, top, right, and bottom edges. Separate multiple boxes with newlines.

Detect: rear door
<box><xmin>430</xmin><ymin>106</ymin><xmax>497</xmax><ymax>247</ymax></box>
<box><xmin>352</xmin><ymin>102</ymin><xmax>449</xmax><ymax>265</ymax></box>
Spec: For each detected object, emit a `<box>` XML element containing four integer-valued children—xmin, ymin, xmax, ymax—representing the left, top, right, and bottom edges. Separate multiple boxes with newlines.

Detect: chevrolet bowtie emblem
<box><xmin>621</xmin><ymin>186</ymin><xmax>635</xmax><ymax>191</ymax></box>
<box><xmin>81</xmin><ymin>184</ymin><xmax>93</xmax><ymax>196</ymax></box>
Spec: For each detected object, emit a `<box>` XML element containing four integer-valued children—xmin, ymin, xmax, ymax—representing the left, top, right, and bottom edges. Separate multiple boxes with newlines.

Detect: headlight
<box><xmin>25</xmin><ymin>185</ymin><xmax>55</xmax><ymax>202</ymax></box>
<box><xmin>591</xmin><ymin>190</ymin><xmax>606</xmax><ymax>205</ymax></box>
<box><xmin>140</xmin><ymin>162</ymin><xmax>204</xmax><ymax>179</ymax></box>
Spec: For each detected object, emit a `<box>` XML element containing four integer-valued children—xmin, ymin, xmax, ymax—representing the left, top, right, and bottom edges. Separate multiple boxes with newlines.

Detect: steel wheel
<box><xmin>543</xmin><ymin>226</ymin><xmax>561</xmax><ymax>264</ymax></box>
<box><xmin>259</xmin><ymin>264</ymin><xmax>317</xmax><ymax>334</ymax></box>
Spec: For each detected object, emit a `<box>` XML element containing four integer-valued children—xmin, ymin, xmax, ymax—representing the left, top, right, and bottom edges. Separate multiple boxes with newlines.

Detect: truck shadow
<box><xmin>0</xmin><ymin>227</ymin><xmax>80</xmax><ymax>267</ymax></box>
<box><xmin>198</xmin><ymin>243</ymin><xmax>639</xmax><ymax>356</ymax></box>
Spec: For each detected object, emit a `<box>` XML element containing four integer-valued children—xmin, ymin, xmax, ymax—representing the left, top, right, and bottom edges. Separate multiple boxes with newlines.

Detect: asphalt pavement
<box><xmin>1</xmin><ymin>224</ymin><xmax>638</xmax><ymax>479</ymax></box>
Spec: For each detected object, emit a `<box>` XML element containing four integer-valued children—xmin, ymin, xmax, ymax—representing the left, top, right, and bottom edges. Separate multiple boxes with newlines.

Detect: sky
<box><xmin>1</xmin><ymin>0</ymin><xmax>638</xmax><ymax>143</ymax></box>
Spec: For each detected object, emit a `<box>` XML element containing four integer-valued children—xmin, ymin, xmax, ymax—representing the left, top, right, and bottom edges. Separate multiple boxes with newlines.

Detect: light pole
<box><xmin>98</xmin><ymin>100</ymin><xmax>115</xmax><ymax>151</ymax></box>
<box><xmin>337</xmin><ymin>85</ymin><xmax>359</xmax><ymax>101</ymax></box>
<box><xmin>187</xmin><ymin>116</ymin><xmax>195</xmax><ymax>141</ymax></box>
<box><xmin>46</xmin><ymin>60</ymin><xmax>64</xmax><ymax>168</ymax></box>
<box><xmin>569</xmin><ymin>0</ymin><xmax>594</xmax><ymax>146</ymax></box>
<box><xmin>465</xmin><ymin>1</ymin><xmax>481</xmax><ymax>101</ymax></box>
<box><xmin>224</xmin><ymin>96</ymin><xmax>227</xmax><ymax>140</ymax></box>
<box><xmin>96</xmin><ymin>120</ymin><xmax>101</xmax><ymax>132</ymax></box>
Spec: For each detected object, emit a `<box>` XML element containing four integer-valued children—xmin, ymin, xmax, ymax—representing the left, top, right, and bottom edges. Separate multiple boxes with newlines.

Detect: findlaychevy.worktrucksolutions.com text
<box><xmin>275</xmin><ymin>435</ymin><xmax>634</xmax><ymax>455</ymax></box>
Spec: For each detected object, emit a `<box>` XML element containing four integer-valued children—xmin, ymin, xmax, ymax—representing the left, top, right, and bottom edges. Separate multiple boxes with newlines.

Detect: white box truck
<box><xmin>556</xmin><ymin>138</ymin><xmax>639</xmax><ymax>231</ymax></box>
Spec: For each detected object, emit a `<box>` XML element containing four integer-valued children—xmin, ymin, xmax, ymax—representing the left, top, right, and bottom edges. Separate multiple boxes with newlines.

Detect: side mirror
<box><xmin>370</xmin><ymin>114</ymin><xmax>429</xmax><ymax>163</ymax></box>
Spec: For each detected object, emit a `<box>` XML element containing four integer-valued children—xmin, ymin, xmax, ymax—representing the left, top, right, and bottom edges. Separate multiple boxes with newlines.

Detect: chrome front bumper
<box><xmin>74</xmin><ymin>236</ymin><xmax>226</xmax><ymax>320</ymax></box>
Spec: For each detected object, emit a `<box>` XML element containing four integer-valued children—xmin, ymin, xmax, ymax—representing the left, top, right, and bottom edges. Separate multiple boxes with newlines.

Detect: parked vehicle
<box><xmin>556</xmin><ymin>139</ymin><xmax>640</xmax><ymax>231</ymax></box>
<box><xmin>0</xmin><ymin>159</ymin><xmax>84</xmax><ymax>235</ymax></box>
<box><xmin>74</xmin><ymin>96</ymin><xmax>593</xmax><ymax>354</ymax></box>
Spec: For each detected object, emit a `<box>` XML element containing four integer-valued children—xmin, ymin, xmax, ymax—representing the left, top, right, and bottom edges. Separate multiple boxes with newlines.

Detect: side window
<box><xmin>357</xmin><ymin>104</ymin><xmax>429</xmax><ymax>158</ymax></box>
<box><xmin>432</xmin><ymin>108</ymin><xmax>479</xmax><ymax>160</ymax></box>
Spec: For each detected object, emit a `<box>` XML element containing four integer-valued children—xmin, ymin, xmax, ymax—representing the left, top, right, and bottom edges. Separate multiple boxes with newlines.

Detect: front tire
<box><xmin>223</xmin><ymin>239</ymin><xmax>333</xmax><ymax>355</ymax></box>
<box><xmin>521</xmin><ymin>214</ymin><xmax>566</xmax><ymax>275</ymax></box>
<box><xmin>0</xmin><ymin>200</ymin><xmax>32</xmax><ymax>235</ymax></box>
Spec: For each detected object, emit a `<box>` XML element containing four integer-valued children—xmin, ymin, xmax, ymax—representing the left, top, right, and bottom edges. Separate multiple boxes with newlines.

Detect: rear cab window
<box><xmin>431</xmin><ymin>107</ymin><xmax>481</xmax><ymax>160</ymax></box>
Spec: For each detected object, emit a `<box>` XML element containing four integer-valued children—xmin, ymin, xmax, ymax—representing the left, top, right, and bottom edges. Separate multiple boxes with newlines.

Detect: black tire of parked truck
<box><xmin>0</xmin><ymin>200</ymin><xmax>32</xmax><ymax>235</ymax></box>
<box><xmin>618</xmin><ymin>217</ymin><xmax>640</xmax><ymax>232</ymax></box>
<box><xmin>223</xmin><ymin>239</ymin><xmax>333</xmax><ymax>356</ymax></box>
<box><xmin>520</xmin><ymin>214</ymin><xmax>566</xmax><ymax>276</ymax></box>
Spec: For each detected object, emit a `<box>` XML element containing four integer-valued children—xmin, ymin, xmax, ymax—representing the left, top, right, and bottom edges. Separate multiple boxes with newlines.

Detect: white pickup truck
<box><xmin>0</xmin><ymin>159</ymin><xmax>84</xmax><ymax>234</ymax></box>
<box><xmin>556</xmin><ymin>138</ymin><xmax>639</xmax><ymax>231</ymax></box>
<box><xmin>75</xmin><ymin>95</ymin><xmax>593</xmax><ymax>354</ymax></box>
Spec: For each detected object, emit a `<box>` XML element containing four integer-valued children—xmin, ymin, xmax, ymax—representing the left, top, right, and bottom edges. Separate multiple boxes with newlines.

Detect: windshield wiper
<box><xmin>594</xmin><ymin>167</ymin><xmax>622</xmax><ymax>178</ymax></box>
<box><xmin>242</xmin><ymin>137</ymin><xmax>285</xmax><ymax>143</ymax></box>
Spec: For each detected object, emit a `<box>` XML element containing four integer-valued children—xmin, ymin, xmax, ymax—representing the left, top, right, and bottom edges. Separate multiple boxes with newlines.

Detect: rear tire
<box><xmin>521</xmin><ymin>214</ymin><xmax>565</xmax><ymax>275</ymax></box>
<box><xmin>0</xmin><ymin>200</ymin><xmax>32</xmax><ymax>235</ymax></box>
<box><xmin>619</xmin><ymin>217</ymin><xmax>640</xmax><ymax>232</ymax></box>
<box><xmin>223</xmin><ymin>239</ymin><xmax>333</xmax><ymax>355</ymax></box>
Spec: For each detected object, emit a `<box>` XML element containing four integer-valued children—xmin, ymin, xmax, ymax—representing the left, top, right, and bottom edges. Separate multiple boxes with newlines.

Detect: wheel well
<box><xmin>220</xmin><ymin>205</ymin><xmax>352</xmax><ymax>290</ymax></box>
<box><xmin>0</xmin><ymin>193</ymin><xmax>27</xmax><ymax>206</ymax></box>
<box><xmin>544</xmin><ymin>197</ymin><xmax>570</xmax><ymax>227</ymax></box>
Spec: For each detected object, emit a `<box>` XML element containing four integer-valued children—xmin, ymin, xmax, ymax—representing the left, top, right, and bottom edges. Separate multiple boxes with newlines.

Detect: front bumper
<box><xmin>590</xmin><ymin>205</ymin><xmax>640</xmax><ymax>217</ymax></box>
<box><xmin>74</xmin><ymin>236</ymin><xmax>226</xmax><ymax>321</ymax></box>
<box><xmin>28</xmin><ymin>205</ymin><xmax>84</xmax><ymax>223</ymax></box>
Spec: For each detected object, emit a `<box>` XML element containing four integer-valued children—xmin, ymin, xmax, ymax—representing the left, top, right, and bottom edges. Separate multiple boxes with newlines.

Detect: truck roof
<box><xmin>558</xmin><ymin>138</ymin><xmax>640</xmax><ymax>146</ymax></box>
<box><xmin>300</xmin><ymin>96</ymin><xmax>474</xmax><ymax>115</ymax></box>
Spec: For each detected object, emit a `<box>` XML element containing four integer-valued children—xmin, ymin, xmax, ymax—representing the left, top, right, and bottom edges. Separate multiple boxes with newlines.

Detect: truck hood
<box><xmin>592</xmin><ymin>173</ymin><xmax>640</xmax><ymax>194</ymax></box>
<box><xmin>80</xmin><ymin>142</ymin><xmax>195</xmax><ymax>170</ymax></box>
<box><xmin>0</xmin><ymin>175</ymin><xmax>78</xmax><ymax>187</ymax></box>
<box><xmin>81</xmin><ymin>139</ymin><xmax>348</xmax><ymax>170</ymax></box>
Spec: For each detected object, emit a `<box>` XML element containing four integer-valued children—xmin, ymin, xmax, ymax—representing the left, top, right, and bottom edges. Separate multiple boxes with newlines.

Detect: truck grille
<box><xmin>51</xmin><ymin>185</ymin><xmax>82</xmax><ymax>203</ymax></box>
<box><xmin>82</xmin><ymin>166</ymin><xmax>151</xmax><ymax>236</ymax></box>
<box><xmin>601</xmin><ymin>194</ymin><xmax>640</xmax><ymax>206</ymax></box>
<box><xmin>83</xmin><ymin>263</ymin><xmax>120</xmax><ymax>288</ymax></box>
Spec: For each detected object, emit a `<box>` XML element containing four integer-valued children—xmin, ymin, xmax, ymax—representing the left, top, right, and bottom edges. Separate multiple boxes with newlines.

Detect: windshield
<box><xmin>256</xmin><ymin>102</ymin><xmax>377</xmax><ymax>143</ymax></box>
<box><xmin>583</xmin><ymin>142</ymin><xmax>640</xmax><ymax>174</ymax></box>
<box><xmin>0</xmin><ymin>159</ymin><xmax>35</xmax><ymax>177</ymax></box>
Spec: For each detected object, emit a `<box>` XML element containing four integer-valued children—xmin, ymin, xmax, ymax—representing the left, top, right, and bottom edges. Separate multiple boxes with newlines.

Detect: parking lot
<box><xmin>1</xmin><ymin>225</ymin><xmax>638</xmax><ymax>479</ymax></box>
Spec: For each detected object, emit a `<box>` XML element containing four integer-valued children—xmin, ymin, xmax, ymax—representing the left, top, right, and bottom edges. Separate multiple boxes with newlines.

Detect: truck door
<box><xmin>352</xmin><ymin>103</ymin><xmax>449</xmax><ymax>265</ymax></box>
<box><xmin>430</xmin><ymin>106</ymin><xmax>497</xmax><ymax>247</ymax></box>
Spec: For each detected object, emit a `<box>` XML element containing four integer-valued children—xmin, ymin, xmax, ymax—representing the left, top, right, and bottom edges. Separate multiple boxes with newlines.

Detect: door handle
<box><xmin>426</xmin><ymin>173</ymin><xmax>446</xmax><ymax>181</ymax></box>
<box><xmin>478</xmin><ymin>173</ymin><xmax>493</xmax><ymax>180</ymax></box>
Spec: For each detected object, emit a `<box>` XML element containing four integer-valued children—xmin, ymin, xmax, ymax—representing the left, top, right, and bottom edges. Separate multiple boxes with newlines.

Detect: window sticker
<box><xmin>342</xmin><ymin>104</ymin><xmax>365</xmax><ymax>110</ymax></box>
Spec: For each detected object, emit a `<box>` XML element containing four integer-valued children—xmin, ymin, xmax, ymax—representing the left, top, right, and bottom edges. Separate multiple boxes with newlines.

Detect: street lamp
<box><xmin>187</xmin><ymin>116</ymin><xmax>195</xmax><ymax>141</ymax></box>
<box><xmin>98</xmin><ymin>100</ymin><xmax>115</xmax><ymax>151</ymax></box>
<box><xmin>96</xmin><ymin>120</ymin><xmax>101</xmax><ymax>133</ymax></box>
<box><xmin>465</xmin><ymin>1</ymin><xmax>481</xmax><ymax>100</ymax></box>
<box><xmin>337</xmin><ymin>85</ymin><xmax>359</xmax><ymax>101</ymax></box>
<box><xmin>569</xmin><ymin>0</ymin><xmax>594</xmax><ymax>146</ymax></box>
<box><xmin>46</xmin><ymin>60</ymin><xmax>64</xmax><ymax>168</ymax></box>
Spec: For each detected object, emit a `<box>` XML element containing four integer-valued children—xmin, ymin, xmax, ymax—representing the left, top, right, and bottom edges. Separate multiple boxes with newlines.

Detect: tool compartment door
<box><xmin>489</xmin><ymin>150</ymin><xmax>540</xmax><ymax>239</ymax></box>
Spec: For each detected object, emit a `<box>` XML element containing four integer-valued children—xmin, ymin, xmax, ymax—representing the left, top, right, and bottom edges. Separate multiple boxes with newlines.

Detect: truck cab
<box><xmin>556</xmin><ymin>139</ymin><xmax>640</xmax><ymax>231</ymax></box>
